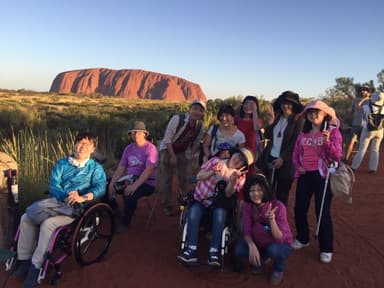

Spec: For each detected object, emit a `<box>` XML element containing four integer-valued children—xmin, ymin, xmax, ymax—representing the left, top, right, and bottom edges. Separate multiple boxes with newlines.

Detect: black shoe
<box><xmin>177</xmin><ymin>247</ymin><xmax>197</xmax><ymax>265</ymax></box>
<box><xmin>22</xmin><ymin>264</ymin><xmax>40</xmax><ymax>288</ymax></box>
<box><xmin>207</xmin><ymin>252</ymin><xmax>220</xmax><ymax>268</ymax></box>
<box><xmin>13</xmin><ymin>259</ymin><xmax>31</xmax><ymax>278</ymax></box>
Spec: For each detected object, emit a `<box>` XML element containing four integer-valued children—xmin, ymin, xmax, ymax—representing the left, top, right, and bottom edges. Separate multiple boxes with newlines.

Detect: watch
<box><xmin>82</xmin><ymin>194</ymin><xmax>89</xmax><ymax>201</ymax></box>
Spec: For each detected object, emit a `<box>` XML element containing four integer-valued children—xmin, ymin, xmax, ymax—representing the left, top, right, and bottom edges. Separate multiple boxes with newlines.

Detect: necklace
<box><xmin>276</xmin><ymin>118</ymin><xmax>288</xmax><ymax>138</ymax></box>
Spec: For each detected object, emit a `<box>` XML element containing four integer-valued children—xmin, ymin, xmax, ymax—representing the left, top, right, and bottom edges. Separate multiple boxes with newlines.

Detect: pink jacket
<box><xmin>292</xmin><ymin>127</ymin><xmax>343</xmax><ymax>178</ymax></box>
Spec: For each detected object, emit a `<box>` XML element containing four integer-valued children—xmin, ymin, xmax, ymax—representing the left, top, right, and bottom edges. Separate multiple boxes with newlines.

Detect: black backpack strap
<box><xmin>175</xmin><ymin>113</ymin><xmax>186</xmax><ymax>135</ymax></box>
<box><xmin>210</xmin><ymin>124</ymin><xmax>220</xmax><ymax>153</ymax></box>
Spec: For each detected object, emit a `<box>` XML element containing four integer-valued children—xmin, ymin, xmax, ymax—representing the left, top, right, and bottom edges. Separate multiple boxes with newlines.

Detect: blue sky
<box><xmin>0</xmin><ymin>0</ymin><xmax>383</xmax><ymax>100</ymax></box>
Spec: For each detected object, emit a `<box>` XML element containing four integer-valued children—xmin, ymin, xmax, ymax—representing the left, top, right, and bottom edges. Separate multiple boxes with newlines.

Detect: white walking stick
<box><xmin>315</xmin><ymin>163</ymin><xmax>337</xmax><ymax>238</ymax></box>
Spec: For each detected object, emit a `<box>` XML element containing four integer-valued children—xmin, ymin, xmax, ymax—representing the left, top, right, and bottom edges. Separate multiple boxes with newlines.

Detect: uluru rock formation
<box><xmin>49</xmin><ymin>68</ymin><xmax>206</xmax><ymax>102</ymax></box>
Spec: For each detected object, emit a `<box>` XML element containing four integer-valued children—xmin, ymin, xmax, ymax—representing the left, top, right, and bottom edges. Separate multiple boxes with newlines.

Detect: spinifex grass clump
<box><xmin>0</xmin><ymin>128</ymin><xmax>75</xmax><ymax>208</ymax></box>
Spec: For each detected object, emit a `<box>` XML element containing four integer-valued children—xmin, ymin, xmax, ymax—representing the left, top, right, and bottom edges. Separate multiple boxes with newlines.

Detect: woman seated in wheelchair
<box><xmin>13</xmin><ymin>132</ymin><xmax>107</xmax><ymax>288</ymax></box>
<box><xmin>177</xmin><ymin>147</ymin><xmax>254</xmax><ymax>268</ymax></box>
<box><xmin>232</xmin><ymin>174</ymin><xmax>292</xmax><ymax>286</ymax></box>
<box><xmin>107</xmin><ymin>120</ymin><xmax>158</xmax><ymax>233</ymax></box>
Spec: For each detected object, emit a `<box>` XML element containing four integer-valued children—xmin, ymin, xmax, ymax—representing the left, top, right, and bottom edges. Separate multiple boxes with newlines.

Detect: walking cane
<box><xmin>315</xmin><ymin>163</ymin><xmax>337</xmax><ymax>238</ymax></box>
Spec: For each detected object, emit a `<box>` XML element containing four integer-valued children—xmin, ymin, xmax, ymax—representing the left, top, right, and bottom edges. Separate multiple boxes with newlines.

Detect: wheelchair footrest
<box><xmin>0</xmin><ymin>249</ymin><xmax>16</xmax><ymax>262</ymax></box>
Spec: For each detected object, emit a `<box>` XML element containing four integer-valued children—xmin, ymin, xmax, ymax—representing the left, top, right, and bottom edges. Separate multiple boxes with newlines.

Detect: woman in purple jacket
<box><xmin>232</xmin><ymin>174</ymin><xmax>292</xmax><ymax>286</ymax></box>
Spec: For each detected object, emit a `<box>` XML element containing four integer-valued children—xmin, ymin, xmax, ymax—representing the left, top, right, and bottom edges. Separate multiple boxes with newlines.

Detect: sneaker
<box><xmin>13</xmin><ymin>259</ymin><xmax>31</xmax><ymax>278</ymax></box>
<box><xmin>177</xmin><ymin>247</ymin><xmax>197</xmax><ymax>265</ymax></box>
<box><xmin>22</xmin><ymin>264</ymin><xmax>40</xmax><ymax>288</ymax></box>
<box><xmin>207</xmin><ymin>252</ymin><xmax>220</xmax><ymax>268</ymax></box>
<box><xmin>270</xmin><ymin>271</ymin><xmax>284</xmax><ymax>285</ymax></box>
<box><xmin>320</xmin><ymin>252</ymin><xmax>333</xmax><ymax>263</ymax></box>
<box><xmin>291</xmin><ymin>239</ymin><xmax>309</xmax><ymax>250</ymax></box>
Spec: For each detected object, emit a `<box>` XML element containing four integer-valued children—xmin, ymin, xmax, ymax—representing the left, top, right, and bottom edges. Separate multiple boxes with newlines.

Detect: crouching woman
<box><xmin>232</xmin><ymin>174</ymin><xmax>292</xmax><ymax>285</ymax></box>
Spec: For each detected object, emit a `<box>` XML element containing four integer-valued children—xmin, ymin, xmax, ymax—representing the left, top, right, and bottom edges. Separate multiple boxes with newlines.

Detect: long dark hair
<box><xmin>239</xmin><ymin>95</ymin><xmax>259</xmax><ymax>118</ymax></box>
<box><xmin>243</xmin><ymin>174</ymin><xmax>272</xmax><ymax>204</ymax></box>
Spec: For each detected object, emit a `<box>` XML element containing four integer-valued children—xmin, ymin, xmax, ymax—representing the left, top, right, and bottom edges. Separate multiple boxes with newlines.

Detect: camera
<box><xmin>113</xmin><ymin>174</ymin><xmax>138</xmax><ymax>195</ymax></box>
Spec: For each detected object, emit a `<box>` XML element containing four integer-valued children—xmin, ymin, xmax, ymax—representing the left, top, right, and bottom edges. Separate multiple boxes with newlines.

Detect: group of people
<box><xmin>11</xmin><ymin>88</ymin><xmax>384</xmax><ymax>287</ymax></box>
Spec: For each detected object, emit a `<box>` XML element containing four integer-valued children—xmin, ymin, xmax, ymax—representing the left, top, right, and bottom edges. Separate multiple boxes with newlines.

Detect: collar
<box><xmin>68</xmin><ymin>156</ymin><xmax>90</xmax><ymax>168</ymax></box>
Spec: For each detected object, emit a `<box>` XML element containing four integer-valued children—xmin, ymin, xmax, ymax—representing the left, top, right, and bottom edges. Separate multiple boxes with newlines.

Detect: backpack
<box><xmin>367</xmin><ymin>101</ymin><xmax>384</xmax><ymax>131</ymax></box>
<box><xmin>329</xmin><ymin>162</ymin><xmax>355</xmax><ymax>203</ymax></box>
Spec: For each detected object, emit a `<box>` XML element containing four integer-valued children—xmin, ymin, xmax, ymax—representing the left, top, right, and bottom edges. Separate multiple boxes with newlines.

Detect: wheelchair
<box><xmin>178</xmin><ymin>180</ymin><xmax>238</xmax><ymax>270</ymax></box>
<box><xmin>4</xmin><ymin>200</ymin><xmax>114</xmax><ymax>285</ymax></box>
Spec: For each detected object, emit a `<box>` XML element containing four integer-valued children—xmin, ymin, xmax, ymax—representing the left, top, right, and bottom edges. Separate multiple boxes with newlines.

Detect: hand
<box><xmin>322</xmin><ymin>130</ymin><xmax>330</xmax><ymax>142</ymax></box>
<box><xmin>229</xmin><ymin>167</ymin><xmax>245</xmax><ymax>183</ymax></box>
<box><xmin>266</xmin><ymin>203</ymin><xmax>278</xmax><ymax>223</ymax></box>
<box><xmin>170</xmin><ymin>155</ymin><xmax>177</xmax><ymax>167</ymax></box>
<box><xmin>272</xmin><ymin>157</ymin><xmax>283</xmax><ymax>169</ymax></box>
<box><xmin>213</xmin><ymin>161</ymin><xmax>223</xmax><ymax>174</ymax></box>
<box><xmin>298</xmin><ymin>166</ymin><xmax>306</xmax><ymax>175</ymax></box>
<box><xmin>251</xmin><ymin>101</ymin><xmax>258</xmax><ymax>114</ymax></box>
<box><xmin>108</xmin><ymin>182</ymin><xmax>116</xmax><ymax>199</ymax></box>
<box><xmin>248</xmin><ymin>242</ymin><xmax>261</xmax><ymax>266</ymax></box>
<box><xmin>67</xmin><ymin>191</ymin><xmax>82</xmax><ymax>205</ymax></box>
<box><xmin>124</xmin><ymin>184</ymin><xmax>137</xmax><ymax>196</ymax></box>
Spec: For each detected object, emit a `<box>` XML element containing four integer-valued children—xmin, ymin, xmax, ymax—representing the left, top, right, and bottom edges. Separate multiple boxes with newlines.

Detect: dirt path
<box><xmin>3</xmin><ymin>153</ymin><xmax>384</xmax><ymax>288</ymax></box>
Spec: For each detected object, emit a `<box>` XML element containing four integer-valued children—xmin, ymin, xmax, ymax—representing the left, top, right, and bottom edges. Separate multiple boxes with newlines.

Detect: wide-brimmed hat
<box><xmin>300</xmin><ymin>100</ymin><xmax>340</xmax><ymax>127</ymax></box>
<box><xmin>128</xmin><ymin>120</ymin><xmax>149</xmax><ymax>135</ymax></box>
<box><xmin>273</xmin><ymin>91</ymin><xmax>303</xmax><ymax>114</ymax></box>
<box><xmin>238</xmin><ymin>147</ymin><xmax>255</xmax><ymax>167</ymax></box>
<box><xmin>190</xmin><ymin>99</ymin><xmax>206</xmax><ymax>110</ymax></box>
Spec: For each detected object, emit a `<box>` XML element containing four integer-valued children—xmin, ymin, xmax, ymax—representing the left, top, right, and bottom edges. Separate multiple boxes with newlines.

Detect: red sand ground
<box><xmin>3</xmin><ymin>154</ymin><xmax>384</xmax><ymax>288</ymax></box>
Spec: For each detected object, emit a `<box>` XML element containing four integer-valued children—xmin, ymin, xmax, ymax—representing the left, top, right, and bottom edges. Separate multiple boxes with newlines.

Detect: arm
<box><xmin>124</xmin><ymin>165</ymin><xmax>155</xmax><ymax>195</ymax></box>
<box><xmin>196</xmin><ymin>158</ymin><xmax>220</xmax><ymax>181</ymax></box>
<box><xmin>203</xmin><ymin>130</ymin><xmax>213</xmax><ymax>162</ymax></box>
<box><xmin>242</xmin><ymin>203</ymin><xmax>261</xmax><ymax>266</ymax></box>
<box><xmin>49</xmin><ymin>161</ymin><xmax>68</xmax><ymax>202</ymax></box>
<box><xmin>192</xmin><ymin>120</ymin><xmax>206</xmax><ymax>152</ymax></box>
<box><xmin>163</xmin><ymin>115</ymin><xmax>181</xmax><ymax>166</ymax></box>
<box><xmin>68</xmin><ymin>162</ymin><xmax>106</xmax><ymax>205</ymax></box>
<box><xmin>107</xmin><ymin>165</ymin><xmax>126</xmax><ymax>197</ymax></box>
<box><xmin>292</xmin><ymin>132</ymin><xmax>306</xmax><ymax>175</ymax></box>
<box><xmin>266</xmin><ymin>202</ymin><xmax>283</xmax><ymax>240</ymax></box>
<box><xmin>326</xmin><ymin>128</ymin><xmax>343</xmax><ymax>162</ymax></box>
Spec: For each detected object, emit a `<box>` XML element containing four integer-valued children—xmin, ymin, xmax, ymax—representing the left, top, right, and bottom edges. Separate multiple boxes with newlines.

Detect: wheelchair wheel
<box><xmin>72</xmin><ymin>202</ymin><xmax>114</xmax><ymax>266</ymax></box>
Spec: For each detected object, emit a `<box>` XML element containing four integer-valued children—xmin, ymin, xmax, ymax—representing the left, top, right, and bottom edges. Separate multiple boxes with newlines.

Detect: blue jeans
<box><xmin>186</xmin><ymin>201</ymin><xmax>227</xmax><ymax>251</ymax></box>
<box><xmin>232</xmin><ymin>239</ymin><xmax>292</xmax><ymax>272</ymax></box>
<box><xmin>122</xmin><ymin>183</ymin><xmax>154</xmax><ymax>226</ymax></box>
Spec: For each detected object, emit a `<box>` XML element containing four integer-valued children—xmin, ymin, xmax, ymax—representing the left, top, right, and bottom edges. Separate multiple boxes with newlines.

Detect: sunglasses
<box><xmin>306</xmin><ymin>109</ymin><xmax>320</xmax><ymax>115</ymax></box>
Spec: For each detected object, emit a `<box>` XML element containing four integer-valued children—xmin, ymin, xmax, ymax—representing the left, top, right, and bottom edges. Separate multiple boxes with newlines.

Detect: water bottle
<box><xmin>11</xmin><ymin>170</ymin><xmax>19</xmax><ymax>204</ymax></box>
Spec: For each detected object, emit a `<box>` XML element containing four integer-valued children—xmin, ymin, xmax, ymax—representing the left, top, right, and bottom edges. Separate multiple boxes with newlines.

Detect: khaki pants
<box><xmin>17</xmin><ymin>213</ymin><xmax>74</xmax><ymax>268</ymax></box>
<box><xmin>157</xmin><ymin>150</ymin><xmax>196</xmax><ymax>209</ymax></box>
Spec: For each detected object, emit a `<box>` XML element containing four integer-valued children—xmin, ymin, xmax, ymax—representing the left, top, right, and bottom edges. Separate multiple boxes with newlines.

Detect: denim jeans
<box><xmin>232</xmin><ymin>239</ymin><xmax>292</xmax><ymax>272</ymax></box>
<box><xmin>186</xmin><ymin>201</ymin><xmax>227</xmax><ymax>251</ymax></box>
<box><xmin>122</xmin><ymin>183</ymin><xmax>155</xmax><ymax>226</ymax></box>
